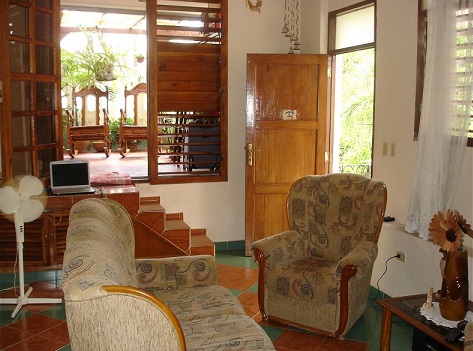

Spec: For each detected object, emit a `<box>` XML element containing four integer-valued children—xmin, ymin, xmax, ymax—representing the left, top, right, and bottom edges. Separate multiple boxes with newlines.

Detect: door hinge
<box><xmin>325</xmin><ymin>151</ymin><xmax>330</xmax><ymax>162</ymax></box>
<box><xmin>327</xmin><ymin>67</ymin><xmax>332</xmax><ymax>78</ymax></box>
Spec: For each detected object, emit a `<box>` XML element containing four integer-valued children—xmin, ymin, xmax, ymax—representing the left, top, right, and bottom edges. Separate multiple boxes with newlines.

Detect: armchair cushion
<box><xmin>182</xmin><ymin>314</ymin><xmax>274</xmax><ymax>351</ymax></box>
<box><xmin>146</xmin><ymin>285</ymin><xmax>245</xmax><ymax>321</ymax></box>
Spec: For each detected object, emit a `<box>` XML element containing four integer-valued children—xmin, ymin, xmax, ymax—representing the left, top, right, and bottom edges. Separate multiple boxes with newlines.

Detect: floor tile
<box><xmin>3</xmin><ymin>334</ymin><xmax>66</xmax><ymax>351</ymax></box>
<box><xmin>37</xmin><ymin>321</ymin><xmax>70</xmax><ymax>344</ymax></box>
<box><xmin>8</xmin><ymin>313</ymin><xmax>63</xmax><ymax>335</ymax></box>
<box><xmin>0</xmin><ymin>325</ymin><xmax>34</xmax><ymax>349</ymax></box>
<box><xmin>317</xmin><ymin>337</ymin><xmax>369</xmax><ymax>351</ymax></box>
<box><xmin>237</xmin><ymin>291</ymin><xmax>260</xmax><ymax>318</ymax></box>
<box><xmin>273</xmin><ymin>329</ymin><xmax>325</xmax><ymax>351</ymax></box>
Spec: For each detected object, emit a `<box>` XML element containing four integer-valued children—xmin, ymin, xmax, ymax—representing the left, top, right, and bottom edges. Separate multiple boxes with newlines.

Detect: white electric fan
<box><xmin>0</xmin><ymin>175</ymin><xmax>62</xmax><ymax>318</ymax></box>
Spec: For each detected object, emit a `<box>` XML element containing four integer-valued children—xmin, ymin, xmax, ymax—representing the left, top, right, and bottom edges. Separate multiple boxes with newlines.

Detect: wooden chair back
<box><xmin>124</xmin><ymin>83</ymin><xmax>147</xmax><ymax>126</ymax></box>
<box><xmin>72</xmin><ymin>87</ymin><xmax>109</xmax><ymax>126</ymax></box>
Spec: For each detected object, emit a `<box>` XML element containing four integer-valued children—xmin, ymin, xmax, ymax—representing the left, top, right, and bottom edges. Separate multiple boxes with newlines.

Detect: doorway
<box><xmin>328</xmin><ymin>1</ymin><xmax>376</xmax><ymax>177</ymax></box>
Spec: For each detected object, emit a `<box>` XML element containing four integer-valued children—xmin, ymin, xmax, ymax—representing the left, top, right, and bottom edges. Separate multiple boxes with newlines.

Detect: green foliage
<box><xmin>109</xmin><ymin>117</ymin><xmax>134</xmax><ymax>146</ymax></box>
<box><xmin>338</xmin><ymin>49</ymin><xmax>375</xmax><ymax>172</ymax></box>
<box><xmin>60</xmin><ymin>27</ymin><xmax>134</xmax><ymax>94</ymax></box>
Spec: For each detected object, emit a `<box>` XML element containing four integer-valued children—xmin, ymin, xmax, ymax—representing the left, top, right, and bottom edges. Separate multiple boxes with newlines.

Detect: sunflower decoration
<box><xmin>428</xmin><ymin>209</ymin><xmax>472</xmax><ymax>252</ymax></box>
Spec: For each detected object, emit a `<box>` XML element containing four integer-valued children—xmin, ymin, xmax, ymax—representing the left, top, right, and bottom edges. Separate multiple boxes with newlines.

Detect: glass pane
<box><xmin>38</xmin><ymin>148</ymin><xmax>55</xmax><ymax>177</ymax></box>
<box><xmin>37</xmin><ymin>115</ymin><xmax>56</xmax><ymax>144</ymax></box>
<box><xmin>10</xmin><ymin>81</ymin><xmax>31</xmax><ymax>111</ymax></box>
<box><xmin>9</xmin><ymin>42</ymin><xmax>30</xmax><ymax>73</ymax></box>
<box><xmin>36</xmin><ymin>45</ymin><xmax>53</xmax><ymax>75</ymax></box>
<box><xmin>35</xmin><ymin>11</ymin><xmax>52</xmax><ymax>42</ymax></box>
<box><xmin>11</xmin><ymin>116</ymin><xmax>32</xmax><ymax>148</ymax></box>
<box><xmin>12</xmin><ymin>152</ymin><xmax>32</xmax><ymax>176</ymax></box>
<box><xmin>335</xmin><ymin>6</ymin><xmax>374</xmax><ymax>50</ymax></box>
<box><xmin>37</xmin><ymin>82</ymin><xmax>56</xmax><ymax>110</ymax></box>
<box><xmin>36</xmin><ymin>0</ymin><xmax>52</xmax><ymax>9</ymax></box>
<box><xmin>9</xmin><ymin>5</ymin><xmax>29</xmax><ymax>38</ymax></box>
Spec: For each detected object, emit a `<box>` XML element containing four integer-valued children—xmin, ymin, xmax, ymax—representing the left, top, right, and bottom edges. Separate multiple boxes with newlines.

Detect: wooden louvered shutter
<box><xmin>151</xmin><ymin>0</ymin><xmax>227</xmax><ymax>181</ymax></box>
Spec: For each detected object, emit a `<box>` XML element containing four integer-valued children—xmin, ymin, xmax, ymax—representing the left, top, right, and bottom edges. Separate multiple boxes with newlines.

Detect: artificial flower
<box><xmin>454</xmin><ymin>210</ymin><xmax>473</xmax><ymax>238</ymax></box>
<box><xmin>428</xmin><ymin>210</ymin><xmax>464</xmax><ymax>252</ymax></box>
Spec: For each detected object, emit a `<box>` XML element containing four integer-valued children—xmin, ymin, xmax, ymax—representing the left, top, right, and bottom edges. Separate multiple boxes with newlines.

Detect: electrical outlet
<box><xmin>391</xmin><ymin>143</ymin><xmax>396</xmax><ymax>157</ymax></box>
<box><xmin>396</xmin><ymin>251</ymin><xmax>405</xmax><ymax>262</ymax></box>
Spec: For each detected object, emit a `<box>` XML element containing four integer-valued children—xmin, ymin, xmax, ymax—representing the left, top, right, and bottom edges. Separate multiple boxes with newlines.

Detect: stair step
<box><xmin>162</xmin><ymin>219</ymin><xmax>190</xmax><ymax>252</ymax></box>
<box><xmin>166</xmin><ymin>212</ymin><xmax>183</xmax><ymax>221</ymax></box>
<box><xmin>190</xmin><ymin>231</ymin><xmax>215</xmax><ymax>256</ymax></box>
<box><xmin>140</xmin><ymin>196</ymin><xmax>160</xmax><ymax>204</ymax></box>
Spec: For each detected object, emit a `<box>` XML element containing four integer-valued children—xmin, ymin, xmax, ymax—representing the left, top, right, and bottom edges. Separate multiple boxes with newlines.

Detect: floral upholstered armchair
<box><xmin>251</xmin><ymin>173</ymin><xmax>387</xmax><ymax>338</ymax></box>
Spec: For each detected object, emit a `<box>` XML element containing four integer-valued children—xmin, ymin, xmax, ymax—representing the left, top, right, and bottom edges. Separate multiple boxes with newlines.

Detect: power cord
<box><xmin>369</xmin><ymin>254</ymin><xmax>399</xmax><ymax>307</ymax></box>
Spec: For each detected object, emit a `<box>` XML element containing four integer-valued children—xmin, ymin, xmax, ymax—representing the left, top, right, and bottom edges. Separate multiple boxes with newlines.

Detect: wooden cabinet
<box><xmin>0</xmin><ymin>186</ymin><xmax>140</xmax><ymax>267</ymax></box>
<box><xmin>0</xmin><ymin>210</ymin><xmax>68</xmax><ymax>267</ymax></box>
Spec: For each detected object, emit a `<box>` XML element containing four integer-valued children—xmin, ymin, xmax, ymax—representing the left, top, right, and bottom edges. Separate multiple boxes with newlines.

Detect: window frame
<box><xmin>147</xmin><ymin>0</ymin><xmax>228</xmax><ymax>184</ymax></box>
<box><xmin>415</xmin><ymin>0</ymin><xmax>473</xmax><ymax>147</ymax></box>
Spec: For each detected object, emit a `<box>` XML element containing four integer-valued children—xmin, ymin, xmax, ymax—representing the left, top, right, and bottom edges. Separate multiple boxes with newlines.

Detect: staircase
<box><xmin>131</xmin><ymin>196</ymin><xmax>215</xmax><ymax>258</ymax></box>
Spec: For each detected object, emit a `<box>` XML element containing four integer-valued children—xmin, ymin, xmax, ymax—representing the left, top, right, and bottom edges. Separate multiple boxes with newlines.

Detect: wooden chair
<box><xmin>72</xmin><ymin>87</ymin><xmax>109</xmax><ymax>126</ymax></box>
<box><xmin>118</xmin><ymin>83</ymin><xmax>148</xmax><ymax>157</ymax></box>
<box><xmin>67</xmin><ymin>87</ymin><xmax>111</xmax><ymax>158</ymax></box>
<box><xmin>66</xmin><ymin>108</ymin><xmax>111</xmax><ymax>158</ymax></box>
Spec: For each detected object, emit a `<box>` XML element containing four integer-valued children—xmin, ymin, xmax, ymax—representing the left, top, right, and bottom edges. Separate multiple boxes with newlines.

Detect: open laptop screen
<box><xmin>50</xmin><ymin>160</ymin><xmax>94</xmax><ymax>194</ymax></box>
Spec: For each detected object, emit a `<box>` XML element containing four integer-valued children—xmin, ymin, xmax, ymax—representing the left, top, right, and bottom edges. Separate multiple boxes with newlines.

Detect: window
<box><xmin>328</xmin><ymin>1</ymin><xmax>376</xmax><ymax>177</ymax></box>
<box><xmin>148</xmin><ymin>0</ymin><xmax>227</xmax><ymax>183</ymax></box>
<box><xmin>416</xmin><ymin>0</ymin><xmax>473</xmax><ymax>146</ymax></box>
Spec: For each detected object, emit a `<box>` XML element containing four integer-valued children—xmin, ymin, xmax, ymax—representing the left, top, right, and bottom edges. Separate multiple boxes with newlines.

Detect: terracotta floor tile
<box><xmin>3</xmin><ymin>334</ymin><xmax>65</xmax><ymax>351</ymax></box>
<box><xmin>237</xmin><ymin>291</ymin><xmax>260</xmax><ymax>318</ymax></box>
<box><xmin>0</xmin><ymin>325</ymin><xmax>34</xmax><ymax>349</ymax></box>
<box><xmin>218</xmin><ymin>267</ymin><xmax>258</xmax><ymax>290</ymax></box>
<box><xmin>37</xmin><ymin>321</ymin><xmax>70</xmax><ymax>344</ymax></box>
<box><xmin>8</xmin><ymin>313</ymin><xmax>63</xmax><ymax>335</ymax></box>
<box><xmin>274</xmin><ymin>329</ymin><xmax>325</xmax><ymax>351</ymax></box>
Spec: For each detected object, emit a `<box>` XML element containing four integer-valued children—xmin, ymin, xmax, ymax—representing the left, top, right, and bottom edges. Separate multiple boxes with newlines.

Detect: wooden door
<box><xmin>0</xmin><ymin>0</ymin><xmax>63</xmax><ymax>182</ymax></box>
<box><xmin>245</xmin><ymin>54</ymin><xmax>328</xmax><ymax>255</ymax></box>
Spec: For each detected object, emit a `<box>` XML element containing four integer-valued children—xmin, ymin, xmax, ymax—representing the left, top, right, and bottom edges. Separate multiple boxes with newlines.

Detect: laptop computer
<box><xmin>50</xmin><ymin>160</ymin><xmax>96</xmax><ymax>195</ymax></box>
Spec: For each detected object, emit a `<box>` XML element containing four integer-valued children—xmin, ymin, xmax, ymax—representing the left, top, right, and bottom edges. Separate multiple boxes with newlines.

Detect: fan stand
<box><xmin>0</xmin><ymin>213</ymin><xmax>62</xmax><ymax>318</ymax></box>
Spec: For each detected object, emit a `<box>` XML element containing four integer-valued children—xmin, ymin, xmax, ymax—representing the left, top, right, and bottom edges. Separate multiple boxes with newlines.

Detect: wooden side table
<box><xmin>377</xmin><ymin>294</ymin><xmax>472</xmax><ymax>351</ymax></box>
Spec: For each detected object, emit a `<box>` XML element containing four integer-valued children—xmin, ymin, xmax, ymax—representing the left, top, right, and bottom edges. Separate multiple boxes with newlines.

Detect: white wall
<box><xmin>138</xmin><ymin>0</ymin><xmax>473</xmax><ymax>298</ymax></box>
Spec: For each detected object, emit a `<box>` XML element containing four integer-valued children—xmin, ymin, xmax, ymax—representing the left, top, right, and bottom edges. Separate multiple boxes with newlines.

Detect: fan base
<box><xmin>0</xmin><ymin>286</ymin><xmax>62</xmax><ymax>318</ymax></box>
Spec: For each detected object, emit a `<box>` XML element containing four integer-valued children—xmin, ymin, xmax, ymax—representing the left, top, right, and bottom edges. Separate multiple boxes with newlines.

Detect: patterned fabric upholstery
<box><xmin>63</xmin><ymin>198</ymin><xmax>275</xmax><ymax>351</ymax></box>
<box><xmin>251</xmin><ymin>173</ymin><xmax>387</xmax><ymax>338</ymax></box>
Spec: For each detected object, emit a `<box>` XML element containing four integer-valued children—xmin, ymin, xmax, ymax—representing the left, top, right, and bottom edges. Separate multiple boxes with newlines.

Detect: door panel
<box><xmin>245</xmin><ymin>54</ymin><xmax>328</xmax><ymax>255</ymax></box>
<box><xmin>0</xmin><ymin>0</ymin><xmax>62</xmax><ymax>182</ymax></box>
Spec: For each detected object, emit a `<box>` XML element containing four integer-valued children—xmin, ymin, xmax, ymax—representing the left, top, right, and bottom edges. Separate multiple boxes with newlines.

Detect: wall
<box><xmin>301</xmin><ymin>0</ymin><xmax>473</xmax><ymax>298</ymax></box>
<box><xmin>137</xmin><ymin>0</ymin><xmax>288</xmax><ymax>242</ymax></box>
<box><xmin>139</xmin><ymin>0</ymin><xmax>473</xmax><ymax>298</ymax></box>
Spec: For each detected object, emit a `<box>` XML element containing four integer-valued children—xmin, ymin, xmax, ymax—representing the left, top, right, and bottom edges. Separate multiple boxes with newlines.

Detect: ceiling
<box><xmin>61</xmin><ymin>0</ymin><xmax>146</xmax><ymax>31</ymax></box>
<box><xmin>61</xmin><ymin>0</ymin><xmax>145</xmax><ymax>12</ymax></box>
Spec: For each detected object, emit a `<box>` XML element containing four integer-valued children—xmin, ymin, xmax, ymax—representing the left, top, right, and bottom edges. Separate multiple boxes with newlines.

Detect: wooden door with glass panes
<box><xmin>0</xmin><ymin>0</ymin><xmax>63</xmax><ymax>183</ymax></box>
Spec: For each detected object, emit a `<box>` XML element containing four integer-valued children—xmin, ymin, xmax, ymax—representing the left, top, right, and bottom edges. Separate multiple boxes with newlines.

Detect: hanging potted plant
<box><xmin>135</xmin><ymin>53</ymin><xmax>145</xmax><ymax>64</ymax></box>
<box><xmin>61</xmin><ymin>26</ymin><xmax>130</xmax><ymax>90</ymax></box>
